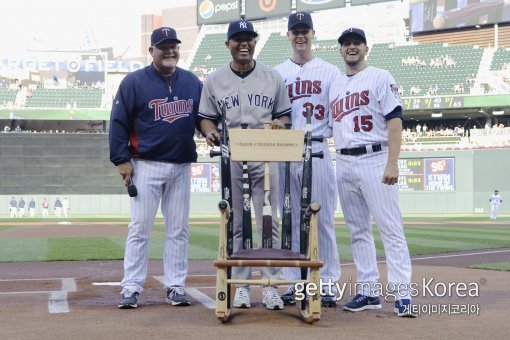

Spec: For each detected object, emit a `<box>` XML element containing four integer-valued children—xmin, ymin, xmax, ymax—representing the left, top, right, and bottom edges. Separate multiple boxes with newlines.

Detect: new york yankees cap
<box><xmin>338</xmin><ymin>27</ymin><xmax>367</xmax><ymax>45</ymax></box>
<box><xmin>227</xmin><ymin>19</ymin><xmax>258</xmax><ymax>40</ymax></box>
<box><xmin>151</xmin><ymin>27</ymin><xmax>181</xmax><ymax>46</ymax></box>
<box><xmin>288</xmin><ymin>12</ymin><xmax>313</xmax><ymax>30</ymax></box>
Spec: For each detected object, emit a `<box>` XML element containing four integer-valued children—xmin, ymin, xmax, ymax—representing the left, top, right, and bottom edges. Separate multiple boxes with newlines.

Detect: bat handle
<box><xmin>311</xmin><ymin>151</ymin><xmax>324</xmax><ymax>159</ymax></box>
<box><xmin>311</xmin><ymin>136</ymin><xmax>324</xmax><ymax>143</ymax></box>
<box><xmin>210</xmin><ymin>150</ymin><xmax>221</xmax><ymax>158</ymax></box>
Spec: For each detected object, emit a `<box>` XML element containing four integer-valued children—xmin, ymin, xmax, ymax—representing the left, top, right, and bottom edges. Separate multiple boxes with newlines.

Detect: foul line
<box><xmin>411</xmin><ymin>249</ymin><xmax>510</xmax><ymax>261</ymax></box>
<box><xmin>187</xmin><ymin>288</ymin><xmax>215</xmax><ymax>309</ymax></box>
<box><xmin>0</xmin><ymin>278</ymin><xmax>76</xmax><ymax>314</ymax></box>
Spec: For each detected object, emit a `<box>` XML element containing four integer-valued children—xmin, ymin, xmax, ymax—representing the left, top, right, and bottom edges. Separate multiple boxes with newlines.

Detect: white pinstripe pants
<box><xmin>279</xmin><ymin>141</ymin><xmax>341</xmax><ymax>284</ymax></box>
<box><xmin>336</xmin><ymin>150</ymin><xmax>412</xmax><ymax>299</ymax></box>
<box><xmin>231</xmin><ymin>161</ymin><xmax>281</xmax><ymax>286</ymax></box>
<box><xmin>121</xmin><ymin>159</ymin><xmax>191</xmax><ymax>293</ymax></box>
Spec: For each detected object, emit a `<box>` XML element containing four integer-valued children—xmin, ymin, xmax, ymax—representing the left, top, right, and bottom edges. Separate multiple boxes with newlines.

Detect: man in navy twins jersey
<box><xmin>109</xmin><ymin>27</ymin><xmax>203</xmax><ymax>309</ymax></box>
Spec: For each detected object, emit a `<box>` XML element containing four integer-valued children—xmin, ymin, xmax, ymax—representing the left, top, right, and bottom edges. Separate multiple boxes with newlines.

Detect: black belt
<box><xmin>338</xmin><ymin>144</ymin><xmax>382</xmax><ymax>156</ymax></box>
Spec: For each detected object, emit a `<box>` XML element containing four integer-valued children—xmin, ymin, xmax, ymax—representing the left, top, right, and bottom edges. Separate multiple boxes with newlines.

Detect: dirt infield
<box><xmin>1</xmin><ymin>257</ymin><xmax>509</xmax><ymax>339</ymax></box>
<box><xmin>0</xmin><ymin>222</ymin><xmax>509</xmax><ymax>338</ymax></box>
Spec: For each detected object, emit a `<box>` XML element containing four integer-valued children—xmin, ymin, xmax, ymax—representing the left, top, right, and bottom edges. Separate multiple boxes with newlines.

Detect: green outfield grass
<box><xmin>0</xmin><ymin>215</ymin><xmax>509</xmax><ymax>263</ymax></box>
<box><xmin>0</xmin><ymin>108</ymin><xmax>109</xmax><ymax>120</ymax></box>
<box><xmin>468</xmin><ymin>262</ymin><xmax>510</xmax><ymax>271</ymax></box>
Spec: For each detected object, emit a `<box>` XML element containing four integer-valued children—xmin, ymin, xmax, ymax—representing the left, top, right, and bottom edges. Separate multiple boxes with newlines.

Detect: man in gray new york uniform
<box><xmin>198</xmin><ymin>19</ymin><xmax>291</xmax><ymax>311</ymax></box>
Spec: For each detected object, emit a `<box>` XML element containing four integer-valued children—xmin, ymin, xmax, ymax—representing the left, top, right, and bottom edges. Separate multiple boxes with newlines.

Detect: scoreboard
<box><xmin>403</xmin><ymin>96</ymin><xmax>464</xmax><ymax>110</ymax></box>
<box><xmin>398</xmin><ymin>158</ymin><xmax>455</xmax><ymax>192</ymax></box>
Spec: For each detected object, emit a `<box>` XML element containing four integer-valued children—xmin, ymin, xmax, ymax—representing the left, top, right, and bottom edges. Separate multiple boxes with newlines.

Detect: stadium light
<box><xmin>431</xmin><ymin>112</ymin><xmax>443</xmax><ymax>118</ymax></box>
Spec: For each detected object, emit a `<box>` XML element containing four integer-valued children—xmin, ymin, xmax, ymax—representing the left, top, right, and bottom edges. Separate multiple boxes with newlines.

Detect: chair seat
<box><xmin>230</xmin><ymin>248</ymin><xmax>306</xmax><ymax>260</ymax></box>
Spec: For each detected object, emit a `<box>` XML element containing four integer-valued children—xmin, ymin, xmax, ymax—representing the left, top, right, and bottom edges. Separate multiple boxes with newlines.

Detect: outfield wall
<box><xmin>0</xmin><ymin>134</ymin><xmax>508</xmax><ymax>215</ymax></box>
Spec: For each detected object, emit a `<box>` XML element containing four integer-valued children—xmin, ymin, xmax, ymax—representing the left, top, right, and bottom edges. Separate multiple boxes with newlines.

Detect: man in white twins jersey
<box><xmin>273</xmin><ymin>12</ymin><xmax>340</xmax><ymax>307</ymax></box>
<box><xmin>199</xmin><ymin>19</ymin><xmax>291</xmax><ymax>311</ymax></box>
<box><xmin>329</xmin><ymin>28</ymin><xmax>416</xmax><ymax>317</ymax></box>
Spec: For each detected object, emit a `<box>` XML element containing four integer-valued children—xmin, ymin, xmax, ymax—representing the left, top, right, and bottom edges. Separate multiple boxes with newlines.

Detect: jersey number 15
<box><xmin>353</xmin><ymin>115</ymin><xmax>373</xmax><ymax>132</ymax></box>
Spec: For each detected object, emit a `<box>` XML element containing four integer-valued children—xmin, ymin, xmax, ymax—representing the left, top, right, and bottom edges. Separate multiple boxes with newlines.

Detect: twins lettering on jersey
<box><xmin>286</xmin><ymin>77</ymin><xmax>322</xmax><ymax>103</ymax></box>
<box><xmin>149</xmin><ymin>98</ymin><xmax>193</xmax><ymax>124</ymax></box>
<box><xmin>217</xmin><ymin>94</ymin><xmax>274</xmax><ymax>110</ymax></box>
<box><xmin>330</xmin><ymin>90</ymin><xmax>370</xmax><ymax>123</ymax></box>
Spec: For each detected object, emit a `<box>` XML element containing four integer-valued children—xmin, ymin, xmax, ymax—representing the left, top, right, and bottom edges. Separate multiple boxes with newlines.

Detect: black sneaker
<box><xmin>166</xmin><ymin>286</ymin><xmax>191</xmax><ymax>306</ymax></box>
<box><xmin>280</xmin><ymin>287</ymin><xmax>296</xmax><ymax>306</ymax></box>
<box><xmin>394</xmin><ymin>299</ymin><xmax>417</xmax><ymax>317</ymax></box>
<box><xmin>118</xmin><ymin>291</ymin><xmax>139</xmax><ymax>309</ymax></box>
<box><xmin>321</xmin><ymin>294</ymin><xmax>337</xmax><ymax>307</ymax></box>
<box><xmin>343</xmin><ymin>294</ymin><xmax>382</xmax><ymax>312</ymax></box>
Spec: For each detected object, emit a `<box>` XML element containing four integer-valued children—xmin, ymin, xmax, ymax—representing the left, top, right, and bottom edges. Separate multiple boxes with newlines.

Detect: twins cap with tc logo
<box><xmin>338</xmin><ymin>27</ymin><xmax>367</xmax><ymax>45</ymax></box>
<box><xmin>288</xmin><ymin>12</ymin><xmax>313</xmax><ymax>30</ymax></box>
<box><xmin>227</xmin><ymin>19</ymin><xmax>258</xmax><ymax>40</ymax></box>
<box><xmin>151</xmin><ymin>27</ymin><xmax>181</xmax><ymax>46</ymax></box>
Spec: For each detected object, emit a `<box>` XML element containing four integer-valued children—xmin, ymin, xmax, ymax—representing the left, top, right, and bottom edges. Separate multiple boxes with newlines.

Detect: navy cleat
<box><xmin>166</xmin><ymin>286</ymin><xmax>191</xmax><ymax>306</ymax></box>
<box><xmin>343</xmin><ymin>294</ymin><xmax>382</xmax><ymax>312</ymax></box>
<box><xmin>394</xmin><ymin>299</ymin><xmax>417</xmax><ymax>317</ymax></box>
<box><xmin>118</xmin><ymin>291</ymin><xmax>139</xmax><ymax>309</ymax></box>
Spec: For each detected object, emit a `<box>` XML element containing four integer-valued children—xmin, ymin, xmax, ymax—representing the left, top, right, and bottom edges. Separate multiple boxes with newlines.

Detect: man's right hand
<box><xmin>117</xmin><ymin>162</ymin><xmax>133</xmax><ymax>186</ymax></box>
<box><xmin>204</xmin><ymin>130</ymin><xmax>221</xmax><ymax>147</ymax></box>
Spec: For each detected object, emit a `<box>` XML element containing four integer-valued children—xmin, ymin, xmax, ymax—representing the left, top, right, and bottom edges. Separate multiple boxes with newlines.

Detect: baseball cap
<box><xmin>338</xmin><ymin>27</ymin><xmax>367</xmax><ymax>45</ymax></box>
<box><xmin>151</xmin><ymin>27</ymin><xmax>181</xmax><ymax>46</ymax></box>
<box><xmin>227</xmin><ymin>19</ymin><xmax>258</xmax><ymax>40</ymax></box>
<box><xmin>288</xmin><ymin>12</ymin><xmax>313</xmax><ymax>30</ymax></box>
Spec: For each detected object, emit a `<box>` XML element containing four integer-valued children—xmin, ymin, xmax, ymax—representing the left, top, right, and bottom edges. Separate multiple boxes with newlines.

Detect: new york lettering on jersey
<box><xmin>216</xmin><ymin>94</ymin><xmax>275</xmax><ymax>111</ymax></box>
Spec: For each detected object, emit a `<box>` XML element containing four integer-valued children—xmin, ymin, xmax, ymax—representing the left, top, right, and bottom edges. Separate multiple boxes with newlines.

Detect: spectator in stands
<box><xmin>453</xmin><ymin>83</ymin><xmax>464</xmax><ymax>93</ymax></box>
<box><xmin>427</xmin><ymin>85</ymin><xmax>438</xmax><ymax>96</ymax></box>
<box><xmin>397</xmin><ymin>85</ymin><xmax>404</xmax><ymax>96</ymax></box>
<box><xmin>410</xmin><ymin>85</ymin><xmax>421</xmax><ymax>95</ymax></box>
<box><xmin>416</xmin><ymin>123</ymin><xmax>422</xmax><ymax>136</ymax></box>
<box><xmin>466</xmin><ymin>73</ymin><xmax>476</xmax><ymax>84</ymax></box>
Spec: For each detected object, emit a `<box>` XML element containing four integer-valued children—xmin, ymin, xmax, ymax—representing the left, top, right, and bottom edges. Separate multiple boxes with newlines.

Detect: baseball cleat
<box><xmin>321</xmin><ymin>294</ymin><xmax>337</xmax><ymax>307</ymax></box>
<box><xmin>280</xmin><ymin>287</ymin><xmax>296</xmax><ymax>306</ymax></box>
<box><xmin>118</xmin><ymin>291</ymin><xmax>139</xmax><ymax>309</ymax></box>
<box><xmin>262</xmin><ymin>287</ymin><xmax>284</xmax><ymax>310</ymax></box>
<box><xmin>343</xmin><ymin>294</ymin><xmax>382</xmax><ymax>312</ymax></box>
<box><xmin>233</xmin><ymin>287</ymin><xmax>251</xmax><ymax>308</ymax></box>
<box><xmin>166</xmin><ymin>286</ymin><xmax>191</xmax><ymax>306</ymax></box>
<box><xmin>394</xmin><ymin>299</ymin><xmax>417</xmax><ymax>317</ymax></box>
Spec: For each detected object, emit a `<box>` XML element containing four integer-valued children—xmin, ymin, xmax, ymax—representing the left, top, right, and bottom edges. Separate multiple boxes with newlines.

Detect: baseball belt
<box><xmin>338</xmin><ymin>143</ymin><xmax>382</xmax><ymax>156</ymax></box>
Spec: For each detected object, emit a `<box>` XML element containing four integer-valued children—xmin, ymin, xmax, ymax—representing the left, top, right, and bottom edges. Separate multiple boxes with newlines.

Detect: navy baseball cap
<box><xmin>338</xmin><ymin>27</ymin><xmax>367</xmax><ymax>45</ymax></box>
<box><xmin>227</xmin><ymin>19</ymin><xmax>258</xmax><ymax>40</ymax></box>
<box><xmin>288</xmin><ymin>12</ymin><xmax>313</xmax><ymax>30</ymax></box>
<box><xmin>151</xmin><ymin>27</ymin><xmax>181</xmax><ymax>46</ymax></box>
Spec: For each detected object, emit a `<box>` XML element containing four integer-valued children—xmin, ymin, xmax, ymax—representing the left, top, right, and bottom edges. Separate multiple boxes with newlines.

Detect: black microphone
<box><xmin>127</xmin><ymin>178</ymin><xmax>138</xmax><ymax>197</ymax></box>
